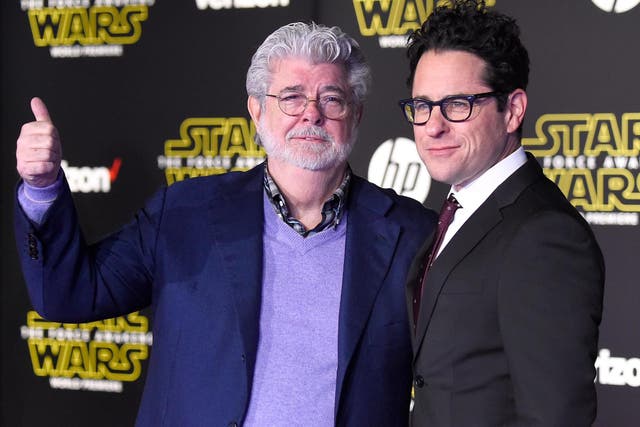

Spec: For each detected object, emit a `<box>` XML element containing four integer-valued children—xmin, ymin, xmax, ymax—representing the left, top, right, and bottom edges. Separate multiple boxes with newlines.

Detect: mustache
<box><xmin>286</xmin><ymin>126</ymin><xmax>333</xmax><ymax>143</ymax></box>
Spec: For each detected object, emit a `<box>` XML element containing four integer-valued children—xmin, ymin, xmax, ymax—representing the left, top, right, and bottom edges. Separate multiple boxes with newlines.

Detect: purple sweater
<box><xmin>17</xmin><ymin>177</ymin><xmax>62</xmax><ymax>225</ymax></box>
<box><xmin>19</xmin><ymin>177</ymin><xmax>349</xmax><ymax>425</ymax></box>
<box><xmin>243</xmin><ymin>192</ymin><xmax>347</xmax><ymax>426</ymax></box>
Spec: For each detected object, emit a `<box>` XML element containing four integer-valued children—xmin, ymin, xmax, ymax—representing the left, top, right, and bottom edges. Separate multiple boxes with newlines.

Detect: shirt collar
<box><xmin>451</xmin><ymin>147</ymin><xmax>527</xmax><ymax>213</ymax></box>
<box><xmin>262</xmin><ymin>160</ymin><xmax>351</xmax><ymax>237</ymax></box>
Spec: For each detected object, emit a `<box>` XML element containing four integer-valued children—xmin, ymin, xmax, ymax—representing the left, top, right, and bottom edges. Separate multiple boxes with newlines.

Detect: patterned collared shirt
<box><xmin>263</xmin><ymin>161</ymin><xmax>351</xmax><ymax>238</ymax></box>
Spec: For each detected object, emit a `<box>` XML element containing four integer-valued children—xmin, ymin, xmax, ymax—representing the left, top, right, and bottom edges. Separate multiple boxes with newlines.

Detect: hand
<box><xmin>16</xmin><ymin>97</ymin><xmax>62</xmax><ymax>187</ymax></box>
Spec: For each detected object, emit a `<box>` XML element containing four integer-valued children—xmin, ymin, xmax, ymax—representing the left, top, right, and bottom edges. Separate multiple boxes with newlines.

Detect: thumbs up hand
<box><xmin>16</xmin><ymin>97</ymin><xmax>63</xmax><ymax>187</ymax></box>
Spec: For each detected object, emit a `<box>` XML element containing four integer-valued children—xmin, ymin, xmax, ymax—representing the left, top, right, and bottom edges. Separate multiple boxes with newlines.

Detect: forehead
<box><xmin>268</xmin><ymin>57</ymin><xmax>348</xmax><ymax>92</ymax></box>
<box><xmin>412</xmin><ymin>50</ymin><xmax>490</xmax><ymax>98</ymax></box>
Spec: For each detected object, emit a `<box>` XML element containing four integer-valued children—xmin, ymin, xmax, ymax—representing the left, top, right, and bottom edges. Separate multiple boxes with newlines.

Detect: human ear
<box><xmin>247</xmin><ymin>96</ymin><xmax>262</xmax><ymax>124</ymax></box>
<box><xmin>505</xmin><ymin>89</ymin><xmax>527</xmax><ymax>133</ymax></box>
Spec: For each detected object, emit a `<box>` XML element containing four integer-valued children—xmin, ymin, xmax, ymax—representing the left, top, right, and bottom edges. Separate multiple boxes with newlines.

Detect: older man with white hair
<box><xmin>14</xmin><ymin>22</ymin><xmax>436</xmax><ymax>426</ymax></box>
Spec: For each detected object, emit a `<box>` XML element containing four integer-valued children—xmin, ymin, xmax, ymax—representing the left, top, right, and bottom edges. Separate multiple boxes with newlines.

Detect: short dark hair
<box><xmin>406</xmin><ymin>0</ymin><xmax>529</xmax><ymax>111</ymax></box>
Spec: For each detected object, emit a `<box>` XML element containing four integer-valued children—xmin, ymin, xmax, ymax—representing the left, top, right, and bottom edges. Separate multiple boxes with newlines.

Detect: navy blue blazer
<box><xmin>15</xmin><ymin>164</ymin><xmax>436</xmax><ymax>426</ymax></box>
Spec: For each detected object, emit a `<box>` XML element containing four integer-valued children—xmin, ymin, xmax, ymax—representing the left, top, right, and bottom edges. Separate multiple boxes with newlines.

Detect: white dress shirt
<box><xmin>436</xmin><ymin>147</ymin><xmax>528</xmax><ymax>257</ymax></box>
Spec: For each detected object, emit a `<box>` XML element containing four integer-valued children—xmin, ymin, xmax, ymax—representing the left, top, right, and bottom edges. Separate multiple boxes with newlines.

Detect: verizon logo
<box><xmin>62</xmin><ymin>158</ymin><xmax>122</xmax><ymax>193</ymax></box>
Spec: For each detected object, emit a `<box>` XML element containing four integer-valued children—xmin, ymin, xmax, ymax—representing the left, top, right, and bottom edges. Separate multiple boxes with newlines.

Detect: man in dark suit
<box><xmin>14</xmin><ymin>22</ymin><xmax>436</xmax><ymax>426</ymax></box>
<box><xmin>399</xmin><ymin>1</ymin><xmax>605</xmax><ymax>425</ymax></box>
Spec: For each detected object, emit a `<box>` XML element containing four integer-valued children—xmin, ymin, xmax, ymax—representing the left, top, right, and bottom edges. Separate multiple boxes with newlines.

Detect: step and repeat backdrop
<box><xmin>1</xmin><ymin>1</ymin><xmax>638</xmax><ymax>425</ymax></box>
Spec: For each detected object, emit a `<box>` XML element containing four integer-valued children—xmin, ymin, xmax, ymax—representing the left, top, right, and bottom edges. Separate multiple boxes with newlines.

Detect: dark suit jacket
<box><xmin>15</xmin><ymin>164</ymin><xmax>436</xmax><ymax>426</ymax></box>
<box><xmin>407</xmin><ymin>155</ymin><xmax>604</xmax><ymax>427</ymax></box>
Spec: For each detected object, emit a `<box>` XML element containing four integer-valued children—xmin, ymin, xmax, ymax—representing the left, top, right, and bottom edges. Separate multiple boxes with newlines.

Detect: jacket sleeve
<box><xmin>498</xmin><ymin>210</ymin><xmax>604</xmax><ymax>426</ymax></box>
<box><xmin>14</xmin><ymin>175</ymin><xmax>165</xmax><ymax>322</ymax></box>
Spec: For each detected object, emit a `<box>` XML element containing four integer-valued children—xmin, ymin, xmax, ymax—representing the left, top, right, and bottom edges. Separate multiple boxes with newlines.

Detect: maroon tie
<box><xmin>413</xmin><ymin>194</ymin><xmax>461</xmax><ymax>326</ymax></box>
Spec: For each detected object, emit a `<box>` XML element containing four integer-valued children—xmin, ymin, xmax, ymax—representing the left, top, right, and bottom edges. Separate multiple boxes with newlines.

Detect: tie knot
<box><xmin>446</xmin><ymin>193</ymin><xmax>460</xmax><ymax>208</ymax></box>
<box><xmin>438</xmin><ymin>194</ymin><xmax>460</xmax><ymax>226</ymax></box>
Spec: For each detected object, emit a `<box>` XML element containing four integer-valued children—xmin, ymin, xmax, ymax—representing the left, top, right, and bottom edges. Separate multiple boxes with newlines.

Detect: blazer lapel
<box><xmin>414</xmin><ymin>155</ymin><xmax>543</xmax><ymax>357</ymax></box>
<box><xmin>334</xmin><ymin>178</ymin><xmax>401</xmax><ymax>413</ymax></box>
<box><xmin>414</xmin><ymin>201</ymin><xmax>502</xmax><ymax>355</ymax></box>
<box><xmin>405</xmin><ymin>229</ymin><xmax>436</xmax><ymax>348</ymax></box>
<box><xmin>208</xmin><ymin>167</ymin><xmax>264</xmax><ymax>374</ymax></box>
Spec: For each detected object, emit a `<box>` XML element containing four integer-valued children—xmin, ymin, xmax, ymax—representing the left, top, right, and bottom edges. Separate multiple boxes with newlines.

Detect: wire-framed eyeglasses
<box><xmin>398</xmin><ymin>91</ymin><xmax>501</xmax><ymax>125</ymax></box>
<box><xmin>265</xmin><ymin>91</ymin><xmax>350</xmax><ymax>120</ymax></box>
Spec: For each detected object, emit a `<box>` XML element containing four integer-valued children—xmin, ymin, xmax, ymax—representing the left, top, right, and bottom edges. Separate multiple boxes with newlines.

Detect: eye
<box><xmin>279</xmin><ymin>93</ymin><xmax>304</xmax><ymax>104</ymax></box>
<box><xmin>413</xmin><ymin>100</ymin><xmax>430</xmax><ymax>112</ymax></box>
<box><xmin>444</xmin><ymin>98</ymin><xmax>470</xmax><ymax>111</ymax></box>
<box><xmin>320</xmin><ymin>94</ymin><xmax>345</xmax><ymax>106</ymax></box>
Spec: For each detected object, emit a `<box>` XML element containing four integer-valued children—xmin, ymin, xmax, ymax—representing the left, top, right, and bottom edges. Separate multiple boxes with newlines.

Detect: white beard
<box><xmin>258</xmin><ymin>120</ymin><xmax>357</xmax><ymax>171</ymax></box>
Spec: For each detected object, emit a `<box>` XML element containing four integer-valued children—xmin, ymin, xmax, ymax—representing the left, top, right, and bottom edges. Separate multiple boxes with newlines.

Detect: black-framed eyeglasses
<box><xmin>398</xmin><ymin>91</ymin><xmax>501</xmax><ymax>125</ymax></box>
<box><xmin>265</xmin><ymin>91</ymin><xmax>350</xmax><ymax>120</ymax></box>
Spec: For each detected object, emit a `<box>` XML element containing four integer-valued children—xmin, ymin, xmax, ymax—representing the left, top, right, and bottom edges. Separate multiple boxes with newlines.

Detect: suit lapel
<box><xmin>335</xmin><ymin>178</ymin><xmax>401</xmax><ymax>413</ymax></box>
<box><xmin>208</xmin><ymin>167</ymin><xmax>264</xmax><ymax>373</ymax></box>
<box><xmin>414</xmin><ymin>201</ymin><xmax>502</xmax><ymax>354</ymax></box>
<box><xmin>413</xmin><ymin>156</ymin><xmax>543</xmax><ymax>357</ymax></box>
<box><xmin>405</xmin><ymin>229</ymin><xmax>435</xmax><ymax>347</ymax></box>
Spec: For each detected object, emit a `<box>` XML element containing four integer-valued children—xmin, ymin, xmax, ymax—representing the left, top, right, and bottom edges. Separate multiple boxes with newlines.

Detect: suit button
<box><xmin>414</xmin><ymin>375</ymin><xmax>425</xmax><ymax>388</ymax></box>
<box><xmin>228</xmin><ymin>422</ymin><xmax>238</xmax><ymax>427</ymax></box>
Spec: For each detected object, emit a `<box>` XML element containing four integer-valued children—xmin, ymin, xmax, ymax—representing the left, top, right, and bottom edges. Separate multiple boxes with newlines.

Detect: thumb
<box><xmin>31</xmin><ymin>97</ymin><xmax>52</xmax><ymax>122</ymax></box>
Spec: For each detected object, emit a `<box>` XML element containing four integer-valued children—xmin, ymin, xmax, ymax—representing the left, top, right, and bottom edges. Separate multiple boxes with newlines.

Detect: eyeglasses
<box><xmin>398</xmin><ymin>91</ymin><xmax>501</xmax><ymax>125</ymax></box>
<box><xmin>265</xmin><ymin>92</ymin><xmax>350</xmax><ymax>120</ymax></box>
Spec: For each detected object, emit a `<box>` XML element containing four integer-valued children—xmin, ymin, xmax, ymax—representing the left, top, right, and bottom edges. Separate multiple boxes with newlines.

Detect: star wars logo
<box><xmin>352</xmin><ymin>0</ymin><xmax>496</xmax><ymax>48</ymax></box>
<box><xmin>20</xmin><ymin>310</ymin><xmax>153</xmax><ymax>393</ymax></box>
<box><xmin>157</xmin><ymin>117</ymin><xmax>266</xmax><ymax>185</ymax></box>
<box><xmin>20</xmin><ymin>0</ymin><xmax>154</xmax><ymax>58</ymax></box>
<box><xmin>522</xmin><ymin>112</ymin><xmax>640</xmax><ymax>226</ymax></box>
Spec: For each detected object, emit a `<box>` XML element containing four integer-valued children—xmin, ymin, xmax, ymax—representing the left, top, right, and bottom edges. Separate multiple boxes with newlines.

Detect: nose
<box><xmin>302</xmin><ymin>99</ymin><xmax>324</xmax><ymax>125</ymax></box>
<box><xmin>423</xmin><ymin>106</ymin><xmax>448</xmax><ymax>137</ymax></box>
